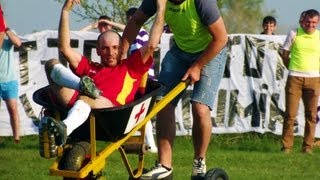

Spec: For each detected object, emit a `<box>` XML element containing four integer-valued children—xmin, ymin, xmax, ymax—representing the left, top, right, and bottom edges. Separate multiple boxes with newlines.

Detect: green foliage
<box><xmin>1</xmin><ymin>133</ymin><xmax>320</xmax><ymax>179</ymax></box>
<box><xmin>53</xmin><ymin>0</ymin><xmax>141</xmax><ymax>24</ymax></box>
<box><xmin>53</xmin><ymin>0</ymin><xmax>276</xmax><ymax>34</ymax></box>
<box><xmin>217</xmin><ymin>0</ymin><xmax>275</xmax><ymax>34</ymax></box>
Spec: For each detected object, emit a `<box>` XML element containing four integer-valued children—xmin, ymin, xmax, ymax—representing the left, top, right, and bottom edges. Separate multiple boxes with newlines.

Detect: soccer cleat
<box><xmin>191</xmin><ymin>157</ymin><xmax>206</xmax><ymax>180</ymax></box>
<box><xmin>140</xmin><ymin>163</ymin><xmax>173</xmax><ymax>180</ymax></box>
<box><xmin>79</xmin><ymin>76</ymin><xmax>101</xmax><ymax>99</ymax></box>
<box><xmin>46</xmin><ymin>116</ymin><xmax>67</xmax><ymax>146</ymax></box>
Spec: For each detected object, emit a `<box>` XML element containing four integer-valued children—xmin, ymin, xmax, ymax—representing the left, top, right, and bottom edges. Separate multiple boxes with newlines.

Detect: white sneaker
<box><xmin>191</xmin><ymin>158</ymin><xmax>206</xmax><ymax>179</ymax></box>
<box><xmin>140</xmin><ymin>164</ymin><xmax>172</xmax><ymax>180</ymax></box>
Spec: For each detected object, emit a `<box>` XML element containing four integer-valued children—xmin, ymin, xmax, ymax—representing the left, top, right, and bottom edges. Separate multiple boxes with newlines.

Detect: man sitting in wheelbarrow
<box><xmin>43</xmin><ymin>0</ymin><xmax>166</xmax><ymax>146</ymax></box>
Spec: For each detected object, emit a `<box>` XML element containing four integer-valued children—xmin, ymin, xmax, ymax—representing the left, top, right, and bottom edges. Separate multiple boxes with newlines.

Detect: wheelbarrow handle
<box><xmin>183</xmin><ymin>79</ymin><xmax>191</xmax><ymax>86</ymax></box>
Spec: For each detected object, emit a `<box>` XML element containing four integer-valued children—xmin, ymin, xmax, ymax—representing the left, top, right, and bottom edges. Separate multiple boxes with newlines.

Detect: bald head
<box><xmin>97</xmin><ymin>30</ymin><xmax>122</xmax><ymax>47</ymax></box>
<box><xmin>96</xmin><ymin>30</ymin><xmax>123</xmax><ymax>67</ymax></box>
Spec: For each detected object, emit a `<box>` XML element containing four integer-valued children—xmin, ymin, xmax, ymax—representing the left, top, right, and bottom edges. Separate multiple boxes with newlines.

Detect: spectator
<box><xmin>79</xmin><ymin>15</ymin><xmax>113</xmax><ymax>32</ymax></box>
<box><xmin>0</xmin><ymin>16</ymin><xmax>22</xmax><ymax>144</ymax></box>
<box><xmin>42</xmin><ymin>0</ymin><xmax>164</xmax><ymax>146</ymax></box>
<box><xmin>281</xmin><ymin>9</ymin><xmax>320</xmax><ymax>154</ymax></box>
<box><xmin>260</xmin><ymin>16</ymin><xmax>277</xmax><ymax>35</ymax></box>
<box><xmin>122</xmin><ymin>0</ymin><xmax>228</xmax><ymax>179</ymax></box>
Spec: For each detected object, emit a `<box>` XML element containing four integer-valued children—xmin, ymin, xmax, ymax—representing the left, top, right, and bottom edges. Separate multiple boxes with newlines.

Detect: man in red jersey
<box><xmin>42</xmin><ymin>0</ymin><xmax>165</xmax><ymax>146</ymax></box>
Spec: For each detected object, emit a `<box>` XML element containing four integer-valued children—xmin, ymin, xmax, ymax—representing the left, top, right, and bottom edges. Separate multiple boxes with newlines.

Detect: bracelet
<box><xmin>5</xmin><ymin>27</ymin><xmax>10</xmax><ymax>32</ymax></box>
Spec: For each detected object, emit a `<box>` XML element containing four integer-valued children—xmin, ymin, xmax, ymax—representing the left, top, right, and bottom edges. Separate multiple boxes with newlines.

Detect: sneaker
<box><xmin>140</xmin><ymin>164</ymin><xmax>173</xmax><ymax>180</ymax></box>
<box><xmin>79</xmin><ymin>76</ymin><xmax>101</xmax><ymax>99</ymax></box>
<box><xmin>46</xmin><ymin>116</ymin><xmax>67</xmax><ymax>146</ymax></box>
<box><xmin>191</xmin><ymin>157</ymin><xmax>206</xmax><ymax>179</ymax></box>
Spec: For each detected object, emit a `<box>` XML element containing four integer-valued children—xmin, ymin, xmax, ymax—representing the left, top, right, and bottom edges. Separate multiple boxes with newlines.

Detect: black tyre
<box><xmin>204</xmin><ymin>168</ymin><xmax>228</xmax><ymax>180</ymax></box>
<box><xmin>59</xmin><ymin>141</ymin><xmax>91</xmax><ymax>171</ymax></box>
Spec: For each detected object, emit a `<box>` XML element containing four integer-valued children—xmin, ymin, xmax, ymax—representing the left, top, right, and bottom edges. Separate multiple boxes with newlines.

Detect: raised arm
<box><xmin>3</xmin><ymin>18</ymin><xmax>21</xmax><ymax>48</ymax></box>
<box><xmin>99</xmin><ymin>19</ymin><xmax>125</xmax><ymax>31</ymax></box>
<box><xmin>121</xmin><ymin>10</ymin><xmax>149</xmax><ymax>59</ymax></box>
<box><xmin>58</xmin><ymin>0</ymin><xmax>82</xmax><ymax>69</ymax></box>
<box><xmin>5</xmin><ymin>28</ymin><xmax>21</xmax><ymax>47</ymax></box>
<box><xmin>182</xmin><ymin>17</ymin><xmax>228</xmax><ymax>83</ymax></box>
<box><xmin>139</xmin><ymin>0</ymin><xmax>166</xmax><ymax>63</ymax></box>
<box><xmin>79</xmin><ymin>21</ymin><xmax>98</xmax><ymax>31</ymax></box>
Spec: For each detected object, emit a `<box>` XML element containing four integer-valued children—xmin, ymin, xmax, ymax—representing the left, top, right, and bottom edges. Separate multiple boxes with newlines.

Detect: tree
<box><xmin>53</xmin><ymin>0</ymin><xmax>141</xmax><ymax>25</ymax></box>
<box><xmin>218</xmin><ymin>0</ymin><xmax>275</xmax><ymax>34</ymax></box>
<box><xmin>53</xmin><ymin>0</ymin><xmax>275</xmax><ymax>34</ymax></box>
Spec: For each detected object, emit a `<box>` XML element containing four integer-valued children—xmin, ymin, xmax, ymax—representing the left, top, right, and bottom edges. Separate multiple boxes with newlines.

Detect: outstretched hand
<box><xmin>63</xmin><ymin>0</ymin><xmax>81</xmax><ymax>11</ymax></box>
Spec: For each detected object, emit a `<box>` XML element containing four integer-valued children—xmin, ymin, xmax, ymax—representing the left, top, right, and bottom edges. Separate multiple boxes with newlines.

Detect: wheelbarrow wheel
<box><xmin>59</xmin><ymin>141</ymin><xmax>91</xmax><ymax>171</ymax></box>
<box><xmin>204</xmin><ymin>168</ymin><xmax>228</xmax><ymax>180</ymax></box>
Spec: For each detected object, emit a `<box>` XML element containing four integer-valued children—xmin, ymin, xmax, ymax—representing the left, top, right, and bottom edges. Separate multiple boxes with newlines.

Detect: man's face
<box><xmin>301</xmin><ymin>15</ymin><xmax>320</xmax><ymax>34</ymax></box>
<box><xmin>97</xmin><ymin>33</ymin><xmax>122</xmax><ymax>67</ymax></box>
<box><xmin>262</xmin><ymin>23</ymin><xmax>276</xmax><ymax>35</ymax></box>
<box><xmin>98</xmin><ymin>22</ymin><xmax>113</xmax><ymax>33</ymax></box>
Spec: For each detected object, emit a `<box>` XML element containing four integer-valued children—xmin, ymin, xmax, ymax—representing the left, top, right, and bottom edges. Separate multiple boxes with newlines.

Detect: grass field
<box><xmin>0</xmin><ymin>133</ymin><xmax>319</xmax><ymax>180</ymax></box>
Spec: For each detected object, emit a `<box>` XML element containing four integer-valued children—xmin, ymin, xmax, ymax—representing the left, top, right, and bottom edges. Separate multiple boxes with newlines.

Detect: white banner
<box><xmin>0</xmin><ymin>31</ymin><xmax>319</xmax><ymax>138</ymax></box>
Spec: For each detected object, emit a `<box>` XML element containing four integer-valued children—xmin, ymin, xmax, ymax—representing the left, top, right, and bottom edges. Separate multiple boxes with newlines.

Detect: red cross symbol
<box><xmin>135</xmin><ymin>103</ymin><xmax>145</xmax><ymax>123</ymax></box>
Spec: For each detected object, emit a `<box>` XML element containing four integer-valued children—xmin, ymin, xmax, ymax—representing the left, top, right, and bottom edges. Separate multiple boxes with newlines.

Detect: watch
<box><xmin>5</xmin><ymin>27</ymin><xmax>10</xmax><ymax>32</ymax></box>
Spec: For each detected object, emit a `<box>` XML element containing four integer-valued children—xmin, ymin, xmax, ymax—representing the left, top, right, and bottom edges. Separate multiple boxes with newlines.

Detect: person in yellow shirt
<box><xmin>281</xmin><ymin>9</ymin><xmax>320</xmax><ymax>154</ymax></box>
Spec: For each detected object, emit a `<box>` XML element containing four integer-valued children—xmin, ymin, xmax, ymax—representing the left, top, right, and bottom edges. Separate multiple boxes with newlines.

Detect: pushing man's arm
<box><xmin>58</xmin><ymin>0</ymin><xmax>82</xmax><ymax>69</ymax></box>
<box><xmin>139</xmin><ymin>0</ymin><xmax>167</xmax><ymax>63</ymax></box>
<box><xmin>182</xmin><ymin>16</ymin><xmax>228</xmax><ymax>84</ymax></box>
<box><xmin>121</xmin><ymin>10</ymin><xmax>150</xmax><ymax>59</ymax></box>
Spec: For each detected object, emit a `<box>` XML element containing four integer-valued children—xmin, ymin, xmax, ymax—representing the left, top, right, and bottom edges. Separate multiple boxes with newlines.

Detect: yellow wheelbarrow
<box><xmin>33</xmin><ymin>79</ymin><xmax>190</xmax><ymax>179</ymax></box>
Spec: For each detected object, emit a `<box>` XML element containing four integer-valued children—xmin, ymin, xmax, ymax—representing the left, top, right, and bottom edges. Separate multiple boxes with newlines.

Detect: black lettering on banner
<box><xmin>224</xmin><ymin>36</ymin><xmax>241</xmax><ymax>78</ymax></box>
<box><xmin>244</xmin><ymin>36</ymin><xmax>265</xmax><ymax>78</ymax></box>
<box><xmin>18</xmin><ymin>41</ymin><xmax>37</xmax><ymax>85</ymax></box>
<box><xmin>227</xmin><ymin>89</ymin><xmax>240</xmax><ymax>127</ymax></box>
<box><xmin>47</xmin><ymin>38</ymin><xmax>79</xmax><ymax>66</ymax></box>
<box><xmin>214</xmin><ymin>89</ymin><xmax>227</xmax><ymax>127</ymax></box>
<box><xmin>19</xmin><ymin>93</ymin><xmax>39</xmax><ymax>126</ymax></box>
<box><xmin>266</xmin><ymin>41</ymin><xmax>286</xmax><ymax>81</ymax></box>
<box><xmin>269</xmin><ymin>93</ymin><xmax>284</xmax><ymax>131</ymax></box>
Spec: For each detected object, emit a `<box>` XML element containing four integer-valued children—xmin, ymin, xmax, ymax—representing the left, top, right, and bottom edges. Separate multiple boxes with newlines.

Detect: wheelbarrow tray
<box><xmin>33</xmin><ymin>80</ymin><xmax>163</xmax><ymax>142</ymax></box>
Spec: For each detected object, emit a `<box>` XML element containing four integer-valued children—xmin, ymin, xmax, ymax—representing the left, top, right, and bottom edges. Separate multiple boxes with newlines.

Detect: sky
<box><xmin>2</xmin><ymin>0</ymin><xmax>320</xmax><ymax>36</ymax></box>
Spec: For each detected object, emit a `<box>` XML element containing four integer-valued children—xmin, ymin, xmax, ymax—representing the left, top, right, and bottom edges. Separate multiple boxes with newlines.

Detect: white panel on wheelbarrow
<box><xmin>124</xmin><ymin>97</ymin><xmax>152</xmax><ymax>134</ymax></box>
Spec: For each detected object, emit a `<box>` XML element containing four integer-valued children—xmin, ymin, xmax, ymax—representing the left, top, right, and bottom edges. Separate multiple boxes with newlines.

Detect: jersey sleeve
<box><xmin>71</xmin><ymin>56</ymin><xmax>92</xmax><ymax>76</ymax></box>
<box><xmin>126</xmin><ymin>50</ymin><xmax>153</xmax><ymax>77</ymax></box>
<box><xmin>195</xmin><ymin>0</ymin><xmax>221</xmax><ymax>26</ymax></box>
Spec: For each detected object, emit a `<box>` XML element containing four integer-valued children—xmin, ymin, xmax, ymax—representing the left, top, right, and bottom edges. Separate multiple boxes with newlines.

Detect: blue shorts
<box><xmin>158</xmin><ymin>43</ymin><xmax>227</xmax><ymax>109</ymax></box>
<box><xmin>0</xmin><ymin>80</ymin><xmax>19</xmax><ymax>100</ymax></box>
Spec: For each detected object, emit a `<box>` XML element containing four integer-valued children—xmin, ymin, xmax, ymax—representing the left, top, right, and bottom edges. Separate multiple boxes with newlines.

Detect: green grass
<box><xmin>0</xmin><ymin>133</ymin><xmax>319</xmax><ymax>179</ymax></box>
